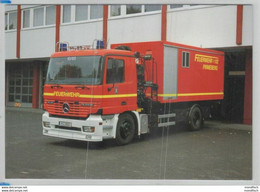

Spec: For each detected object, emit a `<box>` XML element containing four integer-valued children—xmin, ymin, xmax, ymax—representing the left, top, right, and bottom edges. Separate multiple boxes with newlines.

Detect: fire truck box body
<box><xmin>42</xmin><ymin>41</ymin><xmax>224</xmax><ymax>145</ymax></box>
<box><xmin>111</xmin><ymin>41</ymin><xmax>224</xmax><ymax>104</ymax></box>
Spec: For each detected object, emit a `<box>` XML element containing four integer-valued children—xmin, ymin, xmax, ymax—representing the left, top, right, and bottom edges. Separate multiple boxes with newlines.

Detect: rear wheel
<box><xmin>188</xmin><ymin>105</ymin><xmax>203</xmax><ymax>131</ymax></box>
<box><xmin>115</xmin><ymin>114</ymin><xmax>135</xmax><ymax>145</ymax></box>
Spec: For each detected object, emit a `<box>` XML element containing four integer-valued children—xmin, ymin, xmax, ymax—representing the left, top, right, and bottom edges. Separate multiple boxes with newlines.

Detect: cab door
<box><xmin>102</xmin><ymin>56</ymin><xmax>137</xmax><ymax>115</ymax></box>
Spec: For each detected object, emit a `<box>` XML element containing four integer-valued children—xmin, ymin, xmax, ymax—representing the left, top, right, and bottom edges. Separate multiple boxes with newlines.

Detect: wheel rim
<box><xmin>119</xmin><ymin>120</ymin><xmax>133</xmax><ymax>139</ymax></box>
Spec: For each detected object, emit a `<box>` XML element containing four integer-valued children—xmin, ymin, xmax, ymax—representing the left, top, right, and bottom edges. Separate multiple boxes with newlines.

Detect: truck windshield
<box><xmin>46</xmin><ymin>56</ymin><xmax>103</xmax><ymax>85</ymax></box>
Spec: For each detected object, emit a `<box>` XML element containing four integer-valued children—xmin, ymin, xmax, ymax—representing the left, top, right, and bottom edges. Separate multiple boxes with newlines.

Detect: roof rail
<box><xmin>114</xmin><ymin>45</ymin><xmax>131</xmax><ymax>51</ymax></box>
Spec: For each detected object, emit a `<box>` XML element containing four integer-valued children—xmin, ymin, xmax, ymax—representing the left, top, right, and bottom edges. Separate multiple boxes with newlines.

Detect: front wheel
<box><xmin>115</xmin><ymin>114</ymin><xmax>136</xmax><ymax>145</ymax></box>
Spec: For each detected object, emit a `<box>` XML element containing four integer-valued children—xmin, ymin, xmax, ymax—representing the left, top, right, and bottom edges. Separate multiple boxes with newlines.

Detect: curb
<box><xmin>205</xmin><ymin>121</ymin><xmax>252</xmax><ymax>132</ymax></box>
<box><xmin>5</xmin><ymin>107</ymin><xmax>44</xmax><ymax>114</ymax></box>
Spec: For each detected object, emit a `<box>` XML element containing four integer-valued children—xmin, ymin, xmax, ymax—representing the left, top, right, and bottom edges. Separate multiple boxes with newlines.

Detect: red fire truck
<box><xmin>42</xmin><ymin>41</ymin><xmax>224</xmax><ymax>145</ymax></box>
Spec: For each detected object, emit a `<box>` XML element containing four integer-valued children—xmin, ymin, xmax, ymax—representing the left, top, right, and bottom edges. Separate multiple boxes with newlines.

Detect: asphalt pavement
<box><xmin>5</xmin><ymin>107</ymin><xmax>252</xmax><ymax>181</ymax></box>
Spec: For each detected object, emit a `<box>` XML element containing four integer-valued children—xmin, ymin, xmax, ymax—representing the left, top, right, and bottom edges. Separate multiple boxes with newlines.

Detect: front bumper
<box><xmin>42</xmin><ymin>112</ymin><xmax>117</xmax><ymax>142</ymax></box>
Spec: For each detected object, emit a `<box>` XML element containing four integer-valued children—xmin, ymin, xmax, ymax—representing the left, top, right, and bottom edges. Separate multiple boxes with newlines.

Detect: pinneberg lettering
<box><xmin>202</xmin><ymin>64</ymin><xmax>218</xmax><ymax>71</ymax></box>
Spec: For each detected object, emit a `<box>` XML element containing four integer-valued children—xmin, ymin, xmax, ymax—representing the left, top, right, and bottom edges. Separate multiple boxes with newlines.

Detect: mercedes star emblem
<box><xmin>63</xmin><ymin>103</ymin><xmax>70</xmax><ymax>113</ymax></box>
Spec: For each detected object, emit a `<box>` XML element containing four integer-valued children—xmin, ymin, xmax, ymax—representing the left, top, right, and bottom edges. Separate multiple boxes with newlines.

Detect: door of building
<box><xmin>7</xmin><ymin>62</ymin><xmax>33</xmax><ymax>108</ymax></box>
<box><xmin>225</xmin><ymin>75</ymin><xmax>245</xmax><ymax>123</ymax></box>
<box><xmin>222</xmin><ymin>50</ymin><xmax>246</xmax><ymax>123</ymax></box>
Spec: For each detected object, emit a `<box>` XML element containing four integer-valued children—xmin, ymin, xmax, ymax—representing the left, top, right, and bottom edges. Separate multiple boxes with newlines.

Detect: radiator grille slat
<box><xmin>45</xmin><ymin>100</ymin><xmax>98</xmax><ymax>118</ymax></box>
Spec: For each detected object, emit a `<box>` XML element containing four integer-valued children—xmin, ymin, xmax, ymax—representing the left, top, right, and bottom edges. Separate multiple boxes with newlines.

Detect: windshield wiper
<box><xmin>74</xmin><ymin>85</ymin><xmax>90</xmax><ymax>90</ymax></box>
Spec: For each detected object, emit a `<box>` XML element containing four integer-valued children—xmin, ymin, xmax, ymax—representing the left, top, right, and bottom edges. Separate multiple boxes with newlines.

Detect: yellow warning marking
<box><xmin>158</xmin><ymin>92</ymin><xmax>223</xmax><ymax>97</ymax></box>
<box><xmin>44</xmin><ymin>92</ymin><xmax>137</xmax><ymax>99</ymax></box>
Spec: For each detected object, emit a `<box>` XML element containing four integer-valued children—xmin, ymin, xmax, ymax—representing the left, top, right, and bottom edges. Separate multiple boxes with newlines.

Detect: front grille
<box><xmin>45</xmin><ymin>100</ymin><xmax>97</xmax><ymax>118</ymax></box>
<box><xmin>55</xmin><ymin>125</ymin><xmax>81</xmax><ymax>132</ymax></box>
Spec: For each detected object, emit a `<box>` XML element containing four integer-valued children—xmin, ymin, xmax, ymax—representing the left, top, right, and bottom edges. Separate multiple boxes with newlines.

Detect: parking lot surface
<box><xmin>5</xmin><ymin>108</ymin><xmax>252</xmax><ymax>180</ymax></box>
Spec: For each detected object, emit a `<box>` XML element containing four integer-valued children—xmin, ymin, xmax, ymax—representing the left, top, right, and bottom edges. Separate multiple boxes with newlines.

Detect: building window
<box><xmin>182</xmin><ymin>52</ymin><xmax>190</xmax><ymax>68</ymax></box>
<box><xmin>22</xmin><ymin>10</ymin><xmax>30</xmax><ymax>28</ymax></box>
<box><xmin>5</xmin><ymin>13</ymin><xmax>8</xmax><ymax>30</ymax></box>
<box><xmin>8</xmin><ymin>12</ymin><xmax>17</xmax><ymax>30</ymax></box>
<box><xmin>145</xmin><ymin>5</ymin><xmax>161</xmax><ymax>12</ymax></box>
<box><xmin>126</xmin><ymin>5</ymin><xmax>142</xmax><ymax>14</ymax></box>
<box><xmin>106</xmin><ymin>59</ymin><xmax>125</xmax><ymax>84</ymax></box>
<box><xmin>90</xmin><ymin>5</ymin><xmax>103</xmax><ymax>19</ymax></box>
<box><xmin>46</xmin><ymin>6</ymin><xmax>56</xmax><ymax>25</ymax></box>
<box><xmin>63</xmin><ymin>5</ymin><xmax>71</xmax><ymax>23</ymax></box>
<box><xmin>110</xmin><ymin>5</ymin><xmax>121</xmax><ymax>17</ymax></box>
<box><xmin>75</xmin><ymin>5</ymin><xmax>88</xmax><ymax>21</ymax></box>
<box><xmin>170</xmin><ymin>4</ymin><xmax>183</xmax><ymax>9</ymax></box>
<box><xmin>33</xmin><ymin>7</ymin><xmax>44</xmax><ymax>27</ymax></box>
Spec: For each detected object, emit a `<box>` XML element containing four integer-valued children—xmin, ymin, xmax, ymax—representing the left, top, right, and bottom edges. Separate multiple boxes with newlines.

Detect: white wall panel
<box><xmin>60</xmin><ymin>21</ymin><xmax>103</xmax><ymax>46</ymax></box>
<box><xmin>167</xmin><ymin>5</ymin><xmax>252</xmax><ymax>48</ymax></box>
<box><xmin>5</xmin><ymin>32</ymin><xmax>16</xmax><ymax>59</ymax></box>
<box><xmin>5</xmin><ymin>5</ymin><xmax>17</xmax><ymax>12</ymax></box>
<box><xmin>108</xmin><ymin>14</ymin><xmax>161</xmax><ymax>46</ymax></box>
<box><xmin>242</xmin><ymin>5</ymin><xmax>253</xmax><ymax>46</ymax></box>
<box><xmin>20</xmin><ymin>27</ymin><xmax>55</xmax><ymax>58</ymax></box>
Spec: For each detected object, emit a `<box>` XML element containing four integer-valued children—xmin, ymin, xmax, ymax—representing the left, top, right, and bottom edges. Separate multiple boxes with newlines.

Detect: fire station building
<box><xmin>4</xmin><ymin>4</ymin><xmax>252</xmax><ymax>124</ymax></box>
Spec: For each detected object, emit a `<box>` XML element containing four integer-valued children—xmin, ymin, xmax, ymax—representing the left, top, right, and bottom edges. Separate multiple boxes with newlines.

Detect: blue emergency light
<box><xmin>96</xmin><ymin>40</ymin><xmax>104</xmax><ymax>49</ymax></box>
<box><xmin>59</xmin><ymin>43</ymin><xmax>68</xmax><ymax>51</ymax></box>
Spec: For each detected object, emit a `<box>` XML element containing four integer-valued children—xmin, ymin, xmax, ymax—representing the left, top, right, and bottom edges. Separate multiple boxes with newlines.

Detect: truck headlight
<box><xmin>82</xmin><ymin>126</ymin><xmax>95</xmax><ymax>133</ymax></box>
<box><xmin>43</xmin><ymin>121</ymin><xmax>51</xmax><ymax>128</ymax></box>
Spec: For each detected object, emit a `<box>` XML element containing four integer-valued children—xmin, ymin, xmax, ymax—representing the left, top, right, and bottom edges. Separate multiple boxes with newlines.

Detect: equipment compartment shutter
<box><xmin>163</xmin><ymin>45</ymin><xmax>178</xmax><ymax>100</ymax></box>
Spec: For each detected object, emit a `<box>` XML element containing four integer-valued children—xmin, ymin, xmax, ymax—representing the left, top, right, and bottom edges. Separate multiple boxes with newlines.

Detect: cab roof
<box><xmin>50</xmin><ymin>49</ymin><xmax>134</xmax><ymax>58</ymax></box>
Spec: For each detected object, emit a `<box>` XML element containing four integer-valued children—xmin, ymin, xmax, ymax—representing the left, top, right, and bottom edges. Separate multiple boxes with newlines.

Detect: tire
<box><xmin>188</xmin><ymin>105</ymin><xmax>203</xmax><ymax>131</ymax></box>
<box><xmin>115</xmin><ymin>114</ymin><xmax>136</xmax><ymax>145</ymax></box>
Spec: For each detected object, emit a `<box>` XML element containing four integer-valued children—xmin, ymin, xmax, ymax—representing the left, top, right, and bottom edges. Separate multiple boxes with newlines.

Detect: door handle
<box><xmin>121</xmin><ymin>101</ymin><xmax>127</xmax><ymax>106</ymax></box>
<box><xmin>114</xmin><ymin>87</ymin><xmax>118</xmax><ymax>94</ymax></box>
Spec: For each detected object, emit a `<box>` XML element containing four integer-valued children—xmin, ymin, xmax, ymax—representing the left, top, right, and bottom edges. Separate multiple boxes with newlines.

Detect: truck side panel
<box><xmin>111</xmin><ymin>41</ymin><xmax>224</xmax><ymax>104</ymax></box>
<box><xmin>173</xmin><ymin>48</ymin><xmax>224</xmax><ymax>103</ymax></box>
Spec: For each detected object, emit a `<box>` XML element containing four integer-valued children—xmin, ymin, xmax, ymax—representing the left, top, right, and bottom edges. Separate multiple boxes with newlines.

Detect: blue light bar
<box><xmin>59</xmin><ymin>43</ymin><xmax>67</xmax><ymax>51</ymax></box>
<box><xmin>96</xmin><ymin>40</ymin><xmax>104</xmax><ymax>49</ymax></box>
<box><xmin>0</xmin><ymin>0</ymin><xmax>11</xmax><ymax>3</ymax></box>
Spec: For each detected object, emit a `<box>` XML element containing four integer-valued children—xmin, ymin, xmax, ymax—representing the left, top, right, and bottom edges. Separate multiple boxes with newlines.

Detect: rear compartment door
<box><xmin>163</xmin><ymin>45</ymin><xmax>178</xmax><ymax>100</ymax></box>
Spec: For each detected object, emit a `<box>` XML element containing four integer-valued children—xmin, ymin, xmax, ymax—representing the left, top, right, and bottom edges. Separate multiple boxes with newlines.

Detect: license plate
<box><xmin>59</xmin><ymin>121</ymin><xmax>72</xmax><ymax>127</ymax></box>
<box><xmin>86</xmin><ymin>135</ymin><xmax>92</xmax><ymax>139</ymax></box>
